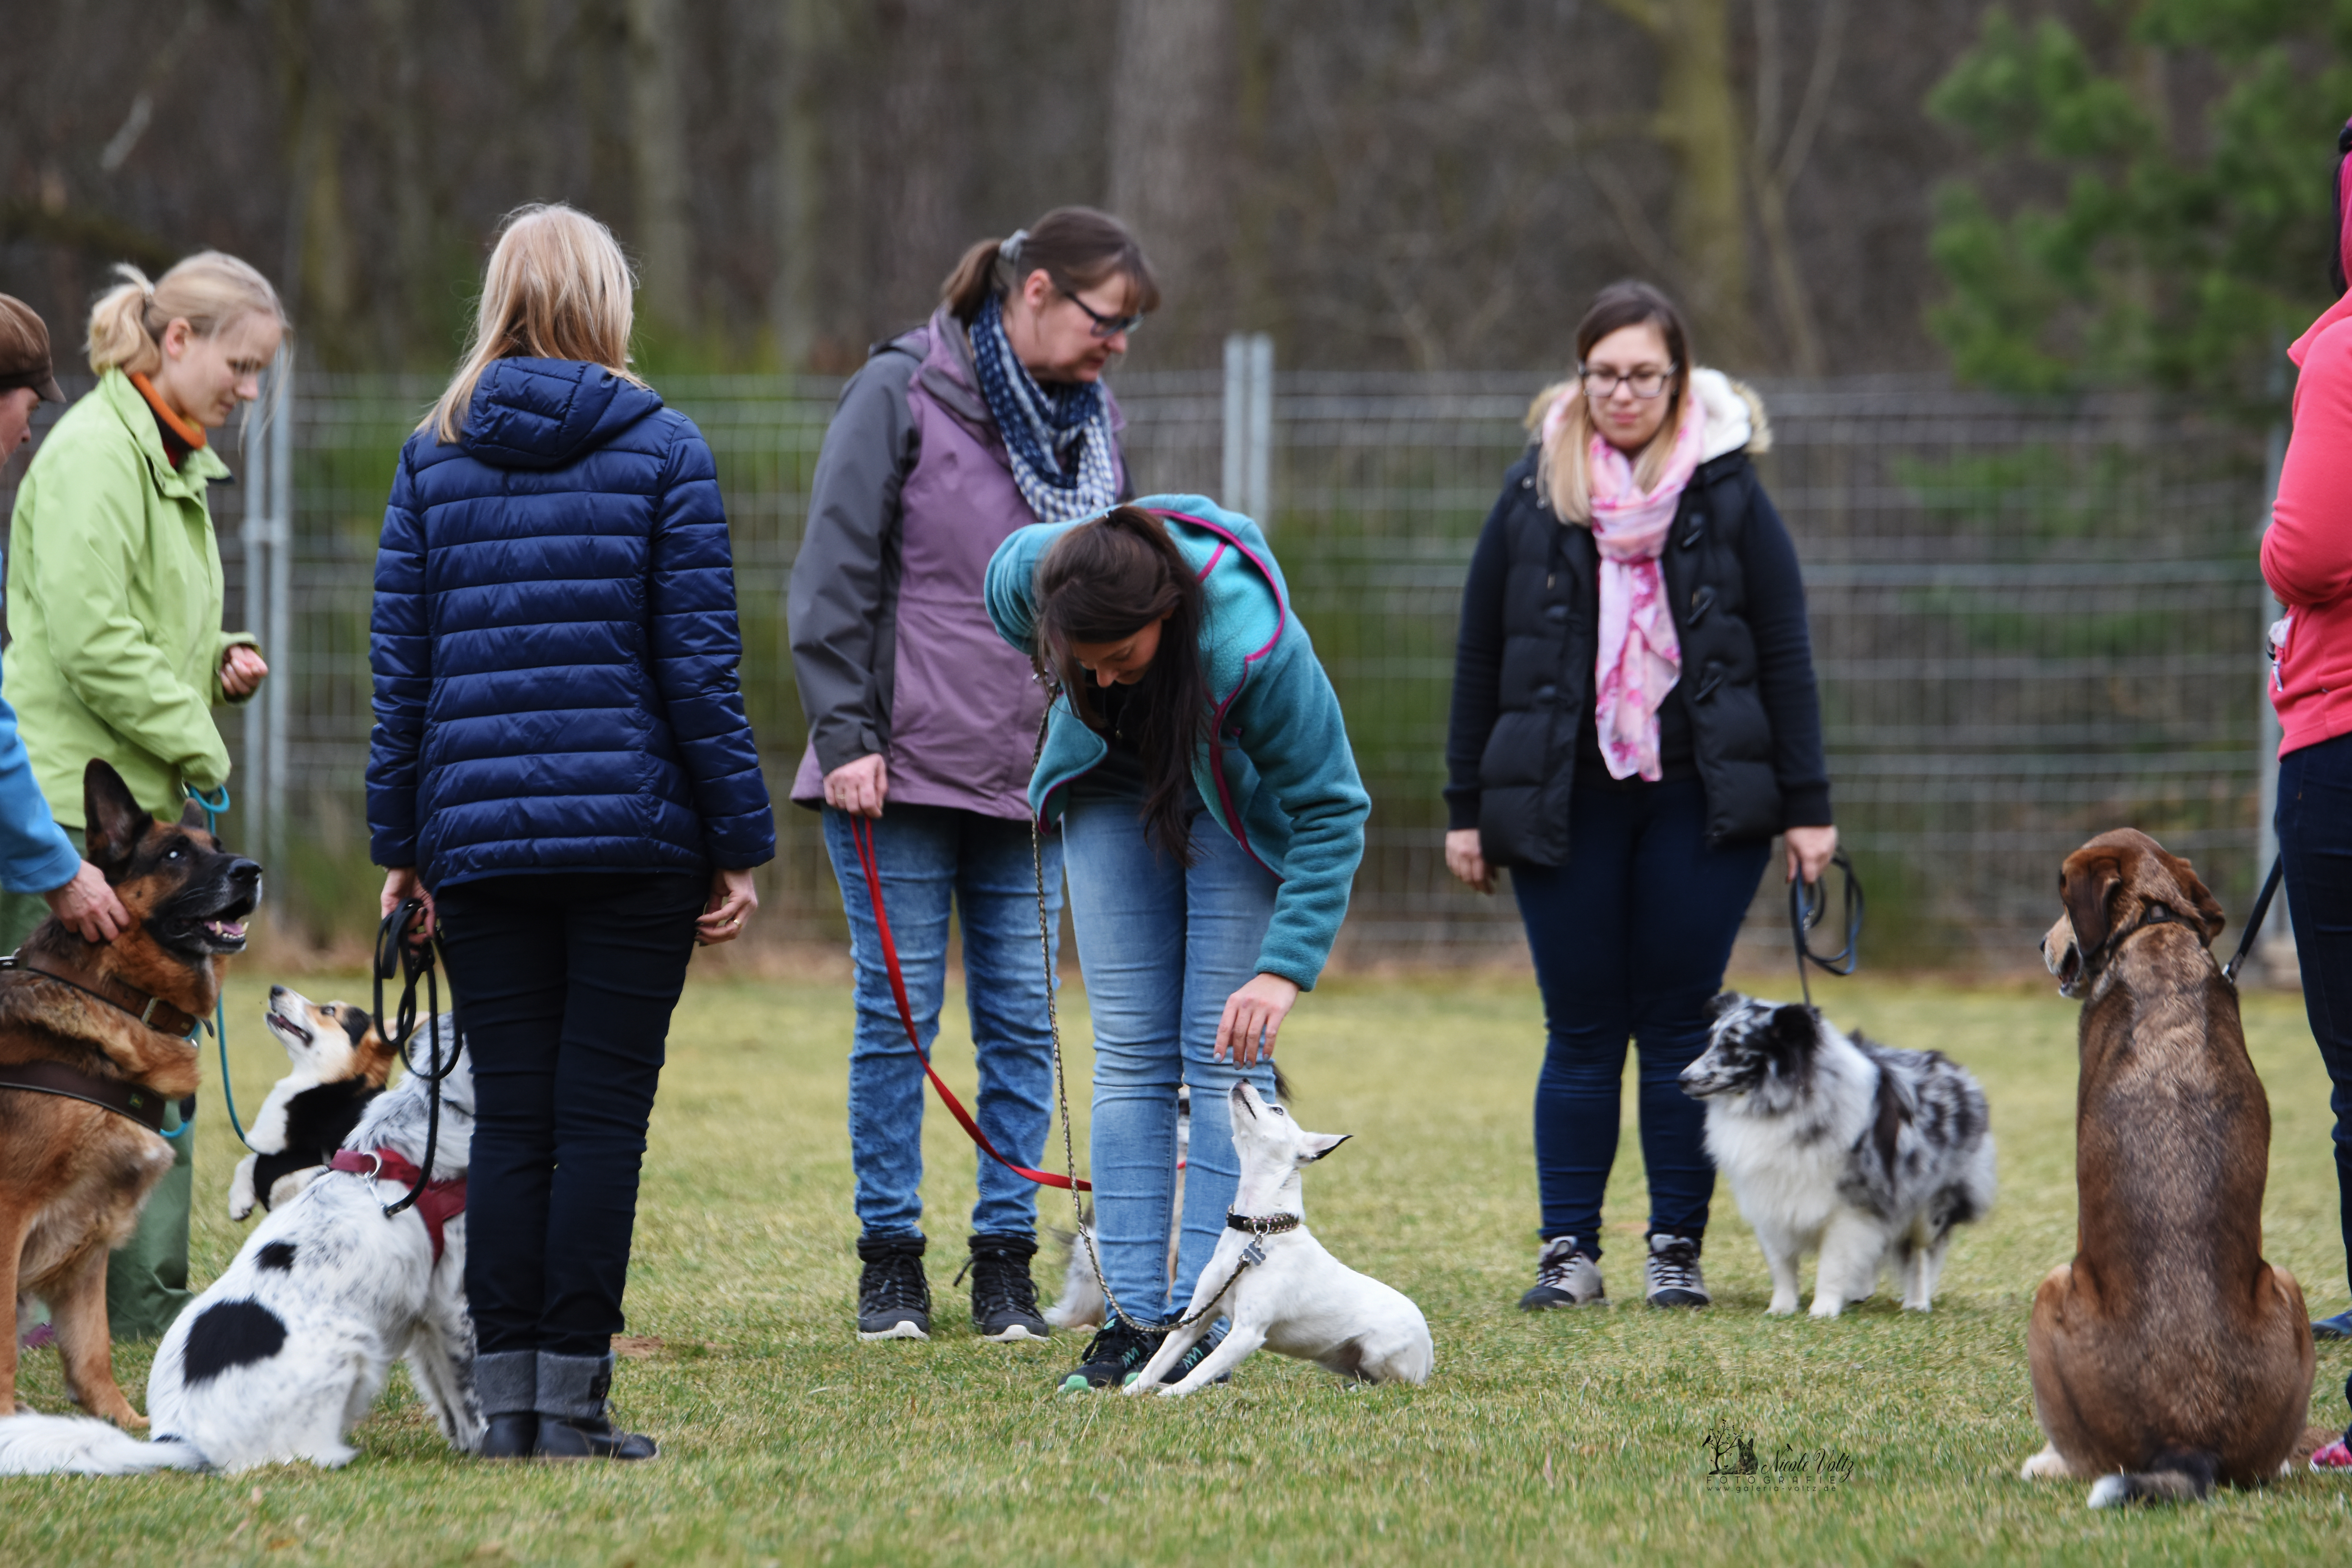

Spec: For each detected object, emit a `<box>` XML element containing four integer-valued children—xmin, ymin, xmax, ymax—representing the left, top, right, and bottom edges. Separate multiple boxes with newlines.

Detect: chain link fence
<box><xmin>2</xmin><ymin>372</ymin><xmax>2274</xmax><ymax>968</ymax></box>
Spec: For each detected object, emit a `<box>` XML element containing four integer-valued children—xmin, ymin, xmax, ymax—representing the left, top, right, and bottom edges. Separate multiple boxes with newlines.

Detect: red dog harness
<box><xmin>329</xmin><ymin>1149</ymin><xmax>466</xmax><ymax>1262</ymax></box>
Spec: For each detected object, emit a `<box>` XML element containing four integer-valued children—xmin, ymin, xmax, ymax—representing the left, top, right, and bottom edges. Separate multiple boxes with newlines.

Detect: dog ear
<box><xmin>178</xmin><ymin>796</ymin><xmax>209</xmax><ymax>831</ymax></box>
<box><xmin>1766</xmin><ymin>1003</ymin><xmax>1818</xmax><ymax>1053</ymax></box>
<box><xmin>1299</xmin><ymin>1132</ymin><xmax>1352</xmax><ymax>1163</ymax></box>
<box><xmin>1703</xmin><ymin>992</ymin><xmax>1742</xmax><ymax>1024</ymax></box>
<box><xmin>82</xmin><ymin>759</ymin><xmax>149</xmax><ymax>871</ymax></box>
<box><xmin>2062</xmin><ymin>851</ymin><xmax>2125</xmax><ymax>957</ymax></box>
<box><xmin>2159</xmin><ymin>851</ymin><xmax>2228</xmax><ymax>945</ymax></box>
<box><xmin>340</xmin><ymin>1006</ymin><xmax>374</xmax><ymax>1048</ymax></box>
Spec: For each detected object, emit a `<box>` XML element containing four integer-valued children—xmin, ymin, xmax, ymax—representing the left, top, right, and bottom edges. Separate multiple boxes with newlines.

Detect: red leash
<box><xmin>849</xmin><ymin>815</ymin><xmax>1088</xmax><ymax>1191</ymax></box>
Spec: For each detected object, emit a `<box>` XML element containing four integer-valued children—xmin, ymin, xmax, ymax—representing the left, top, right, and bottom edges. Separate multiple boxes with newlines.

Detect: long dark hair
<box><xmin>2331</xmin><ymin>119</ymin><xmax>2352</xmax><ymax>296</ymax></box>
<box><xmin>940</xmin><ymin>207</ymin><xmax>1162</xmax><ymax>326</ymax></box>
<box><xmin>1034</xmin><ymin>507</ymin><xmax>1210</xmax><ymax>860</ymax></box>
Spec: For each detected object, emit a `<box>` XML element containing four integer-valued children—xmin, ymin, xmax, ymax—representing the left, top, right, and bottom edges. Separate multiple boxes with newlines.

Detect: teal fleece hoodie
<box><xmin>985</xmin><ymin>495</ymin><xmax>1369</xmax><ymax>989</ymax></box>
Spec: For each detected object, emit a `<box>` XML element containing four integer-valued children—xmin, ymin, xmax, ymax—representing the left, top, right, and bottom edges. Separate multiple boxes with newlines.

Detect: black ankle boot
<box><xmin>537</xmin><ymin>1413</ymin><xmax>659</xmax><ymax>1461</ymax></box>
<box><xmin>480</xmin><ymin>1412</ymin><xmax>538</xmax><ymax>1459</ymax></box>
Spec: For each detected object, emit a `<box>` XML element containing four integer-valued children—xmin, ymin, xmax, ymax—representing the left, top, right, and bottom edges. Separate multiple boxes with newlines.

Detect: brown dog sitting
<box><xmin>0</xmin><ymin>760</ymin><xmax>261</xmax><ymax>1426</ymax></box>
<box><xmin>2022</xmin><ymin>828</ymin><xmax>2314</xmax><ymax>1505</ymax></box>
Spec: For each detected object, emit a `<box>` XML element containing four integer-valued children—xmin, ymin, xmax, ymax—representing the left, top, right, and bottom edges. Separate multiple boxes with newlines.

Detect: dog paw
<box><xmin>1808</xmin><ymin>1299</ymin><xmax>1846</xmax><ymax>1319</ymax></box>
<box><xmin>2019</xmin><ymin>1445</ymin><xmax>2073</xmax><ymax>1481</ymax></box>
<box><xmin>227</xmin><ymin>1198</ymin><xmax>253</xmax><ymax>1221</ymax></box>
<box><xmin>1765</xmin><ymin>1298</ymin><xmax>1798</xmax><ymax>1317</ymax></box>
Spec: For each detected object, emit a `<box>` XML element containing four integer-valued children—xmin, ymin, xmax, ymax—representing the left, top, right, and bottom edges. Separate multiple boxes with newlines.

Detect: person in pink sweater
<box><xmin>2261</xmin><ymin>117</ymin><xmax>2352</xmax><ymax>1475</ymax></box>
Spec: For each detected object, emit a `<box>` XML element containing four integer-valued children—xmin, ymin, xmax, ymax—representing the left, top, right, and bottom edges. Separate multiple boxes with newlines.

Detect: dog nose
<box><xmin>269</xmin><ymin>984</ymin><xmax>285</xmax><ymax>999</ymax></box>
<box><xmin>229</xmin><ymin>857</ymin><xmax>263</xmax><ymax>887</ymax></box>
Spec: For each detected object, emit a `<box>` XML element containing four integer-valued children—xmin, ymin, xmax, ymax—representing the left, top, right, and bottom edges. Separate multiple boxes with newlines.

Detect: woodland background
<box><xmin>5</xmin><ymin>0</ymin><xmax>2347</xmax><ymax>396</ymax></box>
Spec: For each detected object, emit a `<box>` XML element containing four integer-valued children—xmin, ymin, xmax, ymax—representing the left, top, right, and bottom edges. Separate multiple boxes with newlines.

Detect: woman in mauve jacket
<box><xmin>786</xmin><ymin>208</ymin><xmax>1154</xmax><ymax>1346</ymax></box>
<box><xmin>1445</xmin><ymin>281</ymin><xmax>1834</xmax><ymax>1318</ymax></box>
<box><xmin>368</xmin><ymin>204</ymin><xmax>774</xmax><ymax>1462</ymax></box>
<box><xmin>2258</xmin><ymin>119</ymin><xmax>2352</xmax><ymax>1475</ymax></box>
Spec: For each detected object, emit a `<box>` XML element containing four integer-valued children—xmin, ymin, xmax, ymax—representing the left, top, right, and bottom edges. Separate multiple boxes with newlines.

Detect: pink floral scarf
<box><xmin>1545</xmin><ymin>395</ymin><xmax>1708</xmax><ymax>780</ymax></box>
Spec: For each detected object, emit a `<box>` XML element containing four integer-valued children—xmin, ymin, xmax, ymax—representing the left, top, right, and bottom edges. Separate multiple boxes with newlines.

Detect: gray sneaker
<box><xmin>1644</xmin><ymin>1232</ymin><xmax>1710</xmax><ymax>1308</ymax></box>
<box><xmin>1519</xmin><ymin>1235</ymin><xmax>1606</xmax><ymax>1309</ymax></box>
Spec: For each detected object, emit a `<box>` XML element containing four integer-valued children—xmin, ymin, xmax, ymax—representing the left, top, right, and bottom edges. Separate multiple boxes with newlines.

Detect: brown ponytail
<box><xmin>1036</xmin><ymin>507</ymin><xmax>1210</xmax><ymax>862</ymax></box>
<box><xmin>939</xmin><ymin>207</ymin><xmax>1163</xmax><ymax>326</ymax></box>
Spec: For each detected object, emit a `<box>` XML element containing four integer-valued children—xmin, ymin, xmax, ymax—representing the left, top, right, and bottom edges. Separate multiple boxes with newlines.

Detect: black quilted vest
<box><xmin>1473</xmin><ymin>446</ymin><xmax>1784</xmax><ymax>867</ymax></box>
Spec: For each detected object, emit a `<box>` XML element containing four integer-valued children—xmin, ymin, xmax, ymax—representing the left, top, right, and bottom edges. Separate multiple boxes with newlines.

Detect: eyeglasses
<box><xmin>1579</xmin><ymin>364</ymin><xmax>1678</xmax><ymax>399</ymax></box>
<box><xmin>1059</xmin><ymin>286</ymin><xmax>1147</xmax><ymax>339</ymax></box>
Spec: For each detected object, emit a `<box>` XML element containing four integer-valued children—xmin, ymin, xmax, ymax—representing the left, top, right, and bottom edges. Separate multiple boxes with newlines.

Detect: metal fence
<box><xmin>1</xmin><ymin>370</ymin><xmax>2276</xmax><ymax>967</ymax></box>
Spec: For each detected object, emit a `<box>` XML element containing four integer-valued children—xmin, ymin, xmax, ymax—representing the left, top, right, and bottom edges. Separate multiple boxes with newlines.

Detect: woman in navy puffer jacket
<box><xmin>367</xmin><ymin>205</ymin><xmax>775</xmax><ymax>1462</ymax></box>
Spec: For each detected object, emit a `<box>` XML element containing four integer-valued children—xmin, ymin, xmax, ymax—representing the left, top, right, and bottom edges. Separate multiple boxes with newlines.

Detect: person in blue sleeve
<box><xmin>985</xmin><ymin>500</ymin><xmax>1369</xmax><ymax>1393</ymax></box>
<box><xmin>367</xmin><ymin>207</ymin><xmax>775</xmax><ymax>1462</ymax></box>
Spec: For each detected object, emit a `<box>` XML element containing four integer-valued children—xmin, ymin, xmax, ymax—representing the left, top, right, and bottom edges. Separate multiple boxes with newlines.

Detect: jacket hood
<box><xmin>1523</xmin><ymin>365</ymin><xmax>1772</xmax><ymax>464</ymax></box>
<box><xmin>459</xmin><ymin>358</ymin><xmax>664</xmax><ymax>470</ymax></box>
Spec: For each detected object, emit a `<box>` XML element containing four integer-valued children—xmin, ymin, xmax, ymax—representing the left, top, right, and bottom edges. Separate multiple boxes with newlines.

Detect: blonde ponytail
<box><xmin>84</xmin><ymin>253</ymin><xmax>287</xmax><ymax>377</ymax></box>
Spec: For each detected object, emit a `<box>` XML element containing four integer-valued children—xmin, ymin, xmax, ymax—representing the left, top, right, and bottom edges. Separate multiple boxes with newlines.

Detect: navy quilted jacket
<box><xmin>366</xmin><ymin>358</ymin><xmax>776</xmax><ymax>889</ymax></box>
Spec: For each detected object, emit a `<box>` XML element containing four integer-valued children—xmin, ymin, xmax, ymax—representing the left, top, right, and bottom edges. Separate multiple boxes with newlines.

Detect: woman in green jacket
<box><xmin>0</xmin><ymin>252</ymin><xmax>285</xmax><ymax>1338</ymax></box>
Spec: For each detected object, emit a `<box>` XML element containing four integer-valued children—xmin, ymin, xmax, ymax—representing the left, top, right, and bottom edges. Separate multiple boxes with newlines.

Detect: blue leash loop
<box><xmin>183</xmin><ymin>783</ymin><xmax>252</xmax><ymax>1149</ymax></box>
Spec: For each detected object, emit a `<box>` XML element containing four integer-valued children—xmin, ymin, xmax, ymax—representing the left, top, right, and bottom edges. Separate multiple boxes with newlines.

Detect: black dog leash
<box><xmin>2222</xmin><ymin>856</ymin><xmax>2286</xmax><ymax>987</ymax></box>
<box><xmin>372</xmin><ymin>898</ymin><xmax>457</xmax><ymax>1218</ymax></box>
<box><xmin>1789</xmin><ymin>849</ymin><xmax>1864</xmax><ymax>1009</ymax></box>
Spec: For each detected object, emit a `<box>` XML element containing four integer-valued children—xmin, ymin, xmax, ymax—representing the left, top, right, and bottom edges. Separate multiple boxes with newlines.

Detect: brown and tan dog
<box><xmin>0</xmin><ymin>760</ymin><xmax>260</xmax><ymax>1426</ymax></box>
<box><xmin>2022</xmin><ymin>828</ymin><xmax>2314</xmax><ymax>1505</ymax></box>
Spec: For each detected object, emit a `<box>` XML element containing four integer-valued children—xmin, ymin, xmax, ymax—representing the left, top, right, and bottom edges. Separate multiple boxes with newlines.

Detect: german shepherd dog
<box><xmin>0</xmin><ymin>760</ymin><xmax>260</xmax><ymax>1426</ymax></box>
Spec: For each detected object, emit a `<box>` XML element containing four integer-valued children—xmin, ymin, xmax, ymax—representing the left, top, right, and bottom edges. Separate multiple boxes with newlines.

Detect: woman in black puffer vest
<box><xmin>1444</xmin><ymin>282</ymin><xmax>1833</xmax><ymax>1314</ymax></box>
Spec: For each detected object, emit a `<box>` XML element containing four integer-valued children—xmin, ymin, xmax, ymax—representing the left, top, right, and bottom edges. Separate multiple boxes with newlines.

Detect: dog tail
<box><xmin>2086</xmin><ymin>1448</ymin><xmax>2219</xmax><ymax>1508</ymax></box>
<box><xmin>0</xmin><ymin>1414</ymin><xmax>208</xmax><ymax>1475</ymax></box>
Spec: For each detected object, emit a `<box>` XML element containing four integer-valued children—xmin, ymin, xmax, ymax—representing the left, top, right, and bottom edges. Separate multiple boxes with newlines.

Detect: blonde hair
<box><xmin>426</xmin><ymin>204</ymin><xmax>643</xmax><ymax>443</ymax></box>
<box><xmin>85</xmin><ymin>253</ymin><xmax>287</xmax><ymax>377</ymax></box>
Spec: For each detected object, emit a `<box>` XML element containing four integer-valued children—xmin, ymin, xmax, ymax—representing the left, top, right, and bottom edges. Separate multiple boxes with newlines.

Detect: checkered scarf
<box><xmin>969</xmin><ymin>294</ymin><xmax>1120</xmax><ymax>524</ymax></box>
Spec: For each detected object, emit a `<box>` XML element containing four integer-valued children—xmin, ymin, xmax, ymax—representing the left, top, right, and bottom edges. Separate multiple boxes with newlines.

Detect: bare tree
<box><xmin>1108</xmin><ymin>0</ymin><xmax>1236</xmax><ymax>359</ymax></box>
<box><xmin>625</xmin><ymin>0</ymin><xmax>695</xmax><ymax>341</ymax></box>
<box><xmin>771</xmin><ymin>0</ymin><xmax>828</xmax><ymax>370</ymax></box>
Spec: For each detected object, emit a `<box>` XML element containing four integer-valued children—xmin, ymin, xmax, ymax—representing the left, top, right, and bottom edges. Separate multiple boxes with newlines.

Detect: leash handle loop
<box><xmin>1789</xmin><ymin>849</ymin><xmax>1864</xmax><ymax>1010</ymax></box>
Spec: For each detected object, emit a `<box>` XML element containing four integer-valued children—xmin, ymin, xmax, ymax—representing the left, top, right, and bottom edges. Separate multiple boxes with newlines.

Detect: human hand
<box><xmin>43</xmin><ymin>860</ymin><xmax>129</xmax><ymax>943</ymax></box>
<box><xmin>379</xmin><ymin>866</ymin><xmax>436</xmax><ymax>941</ymax></box>
<box><xmin>1216</xmin><ymin>973</ymin><xmax>1301</xmax><ymax>1066</ymax></box>
<box><xmin>220</xmin><ymin>645</ymin><xmax>269</xmax><ymax>699</ymax></box>
<box><xmin>698</xmin><ymin>867</ymin><xmax>759</xmax><ymax>945</ymax></box>
<box><xmin>1444</xmin><ymin>828</ymin><xmax>1493</xmax><ymax>895</ymax></box>
<box><xmin>823</xmin><ymin>755</ymin><xmax>888</xmax><ymax>818</ymax></box>
<box><xmin>1785</xmin><ymin>826</ymin><xmax>1838</xmax><ymax>887</ymax></box>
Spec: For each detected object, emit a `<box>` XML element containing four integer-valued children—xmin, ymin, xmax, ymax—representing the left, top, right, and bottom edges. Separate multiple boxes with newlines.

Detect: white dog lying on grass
<box><xmin>1125</xmin><ymin>1083</ymin><xmax>1432</xmax><ymax>1396</ymax></box>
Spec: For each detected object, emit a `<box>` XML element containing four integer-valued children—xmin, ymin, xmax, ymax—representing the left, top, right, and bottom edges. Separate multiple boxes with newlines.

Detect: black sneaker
<box><xmin>2312</xmin><ymin>1310</ymin><xmax>2352</xmax><ymax>1341</ymax></box>
<box><xmin>536</xmin><ymin>1413</ymin><xmax>659</xmax><ymax>1461</ymax></box>
<box><xmin>1138</xmin><ymin>1324</ymin><xmax>1232</xmax><ymax>1388</ymax></box>
<box><xmin>857</xmin><ymin>1234</ymin><xmax>932</xmax><ymax>1341</ymax></box>
<box><xmin>1520</xmin><ymin>1235</ymin><xmax>1606</xmax><ymax>1310</ymax></box>
<box><xmin>1644</xmin><ymin>1232</ymin><xmax>1710</xmax><ymax>1308</ymax></box>
<box><xmin>1059</xmin><ymin>1319</ymin><xmax>1162</xmax><ymax>1392</ymax></box>
<box><xmin>962</xmin><ymin>1233</ymin><xmax>1051</xmax><ymax>1342</ymax></box>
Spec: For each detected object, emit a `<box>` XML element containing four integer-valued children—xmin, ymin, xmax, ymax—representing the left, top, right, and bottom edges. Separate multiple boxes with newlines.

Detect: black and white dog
<box><xmin>1681</xmin><ymin>994</ymin><xmax>1995</xmax><ymax>1318</ymax></box>
<box><xmin>227</xmin><ymin>986</ymin><xmax>397</xmax><ymax>1221</ymax></box>
<box><xmin>0</xmin><ymin>1018</ymin><xmax>479</xmax><ymax>1474</ymax></box>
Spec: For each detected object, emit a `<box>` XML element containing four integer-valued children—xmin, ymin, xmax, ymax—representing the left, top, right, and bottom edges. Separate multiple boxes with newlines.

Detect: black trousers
<box><xmin>2279</xmin><ymin>733</ymin><xmax>2352</xmax><ymax>1305</ymax></box>
<box><xmin>436</xmin><ymin>870</ymin><xmax>704</xmax><ymax>1359</ymax></box>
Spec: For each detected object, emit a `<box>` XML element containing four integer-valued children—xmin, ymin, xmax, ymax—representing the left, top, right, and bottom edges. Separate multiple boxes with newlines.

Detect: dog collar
<box><xmin>1225</xmin><ymin>1210</ymin><xmax>1303</xmax><ymax>1237</ymax></box>
<box><xmin>0</xmin><ymin>1058</ymin><xmax>176</xmax><ymax>1133</ymax></box>
<box><xmin>0</xmin><ymin>953</ymin><xmax>203</xmax><ymax>1038</ymax></box>
<box><xmin>330</xmin><ymin>1148</ymin><xmax>468</xmax><ymax>1262</ymax></box>
<box><xmin>2083</xmin><ymin>901</ymin><xmax>2198</xmax><ymax>976</ymax></box>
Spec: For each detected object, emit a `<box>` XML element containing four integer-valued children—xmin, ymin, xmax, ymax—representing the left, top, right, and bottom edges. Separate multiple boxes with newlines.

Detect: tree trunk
<box><xmin>1107</xmin><ymin>0</ymin><xmax>1236</xmax><ymax>363</ymax></box>
<box><xmin>1606</xmin><ymin>0</ymin><xmax>1760</xmax><ymax>367</ymax></box>
<box><xmin>771</xmin><ymin>0</ymin><xmax>826</xmax><ymax>371</ymax></box>
<box><xmin>625</xmin><ymin>0</ymin><xmax>695</xmax><ymax>343</ymax></box>
<box><xmin>372</xmin><ymin>0</ymin><xmax>437</xmax><ymax>367</ymax></box>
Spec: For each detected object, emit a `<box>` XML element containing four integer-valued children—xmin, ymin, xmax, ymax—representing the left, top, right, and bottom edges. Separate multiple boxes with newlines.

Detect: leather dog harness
<box><xmin>329</xmin><ymin>1148</ymin><xmax>468</xmax><ymax>1262</ymax></box>
<box><xmin>0</xmin><ymin>955</ymin><xmax>202</xmax><ymax>1134</ymax></box>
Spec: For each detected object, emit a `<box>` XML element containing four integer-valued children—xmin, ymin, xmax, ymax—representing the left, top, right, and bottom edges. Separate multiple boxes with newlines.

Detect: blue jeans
<box><xmin>1063</xmin><ymin>795</ymin><xmax>1279</xmax><ymax>1326</ymax></box>
<box><xmin>823</xmin><ymin>805</ymin><xmax>1063</xmax><ymax>1243</ymax></box>
<box><xmin>2277</xmin><ymin>732</ymin><xmax>2352</xmax><ymax>1304</ymax></box>
<box><xmin>1510</xmin><ymin>775</ymin><xmax>1771</xmax><ymax>1257</ymax></box>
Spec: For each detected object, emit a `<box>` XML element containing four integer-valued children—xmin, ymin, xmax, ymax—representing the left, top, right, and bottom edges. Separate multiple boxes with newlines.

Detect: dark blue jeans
<box><xmin>1510</xmin><ymin>775</ymin><xmax>1771</xmax><ymax>1258</ymax></box>
<box><xmin>435</xmin><ymin>869</ymin><xmax>705</xmax><ymax>1359</ymax></box>
<box><xmin>2277</xmin><ymin>732</ymin><xmax>2352</xmax><ymax>1306</ymax></box>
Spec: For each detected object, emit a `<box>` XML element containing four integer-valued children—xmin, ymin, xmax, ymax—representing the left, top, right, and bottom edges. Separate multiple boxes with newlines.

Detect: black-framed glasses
<box><xmin>1579</xmin><ymin>364</ymin><xmax>1678</xmax><ymax>399</ymax></box>
<box><xmin>1058</xmin><ymin>285</ymin><xmax>1147</xmax><ymax>339</ymax></box>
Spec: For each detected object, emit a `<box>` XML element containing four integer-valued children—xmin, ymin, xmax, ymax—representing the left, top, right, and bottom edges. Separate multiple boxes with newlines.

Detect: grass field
<box><xmin>6</xmin><ymin>965</ymin><xmax>2351</xmax><ymax>1566</ymax></box>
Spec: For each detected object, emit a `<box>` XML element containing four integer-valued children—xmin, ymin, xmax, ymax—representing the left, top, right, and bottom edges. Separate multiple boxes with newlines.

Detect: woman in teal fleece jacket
<box><xmin>986</xmin><ymin>499</ymin><xmax>1368</xmax><ymax>1392</ymax></box>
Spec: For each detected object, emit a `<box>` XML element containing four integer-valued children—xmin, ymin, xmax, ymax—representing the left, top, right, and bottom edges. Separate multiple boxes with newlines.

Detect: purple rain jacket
<box><xmin>786</xmin><ymin>305</ymin><xmax>1130</xmax><ymax>818</ymax></box>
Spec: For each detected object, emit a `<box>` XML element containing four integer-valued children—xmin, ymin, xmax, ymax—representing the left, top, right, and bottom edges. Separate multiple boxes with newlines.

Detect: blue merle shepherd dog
<box><xmin>0</xmin><ymin>1021</ymin><xmax>477</xmax><ymax>1474</ymax></box>
<box><xmin>1681</xmin><ymin>993</ymin><xmax>1994</xmax><ymax>1318</ymax></box>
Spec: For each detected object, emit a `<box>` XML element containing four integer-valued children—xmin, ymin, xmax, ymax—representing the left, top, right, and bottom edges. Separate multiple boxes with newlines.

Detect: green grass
<box><xmin>7</xmin><ymin>968</ymin><xmax>2351</xmax><ymax>1565</ymax></box>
